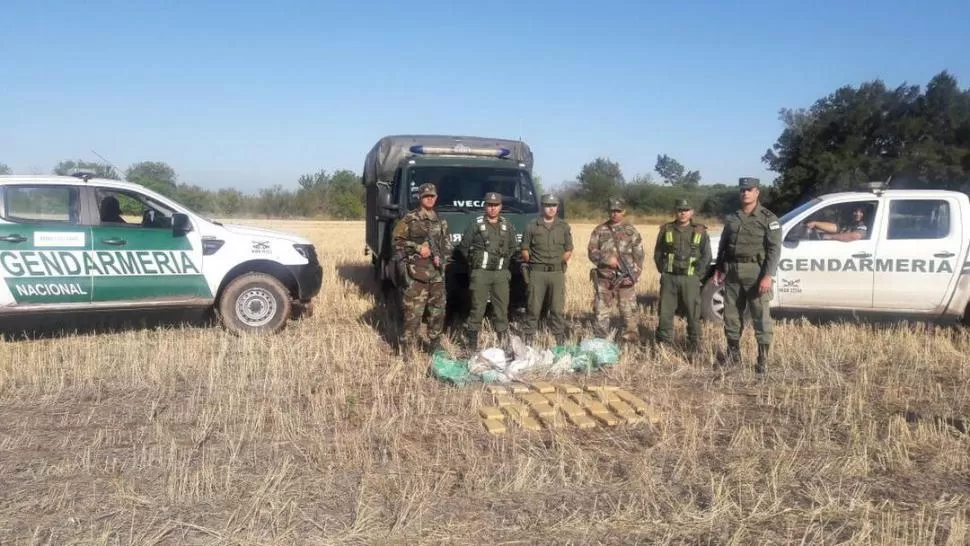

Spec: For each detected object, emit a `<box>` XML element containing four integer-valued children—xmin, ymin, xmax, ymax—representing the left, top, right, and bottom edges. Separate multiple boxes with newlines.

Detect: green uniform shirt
<box><xmin>714</xmin><ymin>203</ymin><xmax>782</xmax><ymax>275</ymax></box>
<box><xmin>459</xmin><ymin>215</ymin><xmax>519</xmax><ymax>270</ymax></box>
<box><xmin>654</xmin><ymin>221</ymin><xmax>712</xmax><ymax>275</ymax></box>
<box><xmin>521</xmin><ymin>217</ymin><xmax>573</xmax><ymax>266</ymax></box>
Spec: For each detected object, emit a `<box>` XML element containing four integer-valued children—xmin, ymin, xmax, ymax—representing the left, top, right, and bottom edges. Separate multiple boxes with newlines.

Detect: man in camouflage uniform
<box><xmin>587</xmin><ymin>197</ymin><xmax>645</xmax><ymax>342</ymax></box>
<box><xmin>713</xmin><ymin>177</ymin><xmax>782</xmax><ymax>374</ymax></box>
<box><xmin>459</xmin><ymin>192</ymin><xmax>519</xmax><ymax>351</ymax></box>
<box><xmin>520</xmin><ymin>193</ymin><xmax>573</xmax><ymax>346</ymax></box>
<box><xmin>653</xmin><ymin>199</ymin><xmax>711</xmax><ymax>352</ymax></box>
<box><xmin>391</xmin><ymin>182</ymin><xmax>452</xmax><ymax>354</ymax></box>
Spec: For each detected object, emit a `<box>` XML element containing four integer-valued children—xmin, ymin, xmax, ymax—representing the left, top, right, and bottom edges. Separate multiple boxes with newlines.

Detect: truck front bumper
<box><xmin>288</xmin><ymin>263</ymin><xmax>323</xmax><ymax>302</ymax></box>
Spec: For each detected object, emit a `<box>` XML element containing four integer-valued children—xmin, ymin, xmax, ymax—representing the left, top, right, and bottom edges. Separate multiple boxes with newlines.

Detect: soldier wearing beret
<box><xmin>713</xmin><ymin>177</ymin><xmax>782</xmax><ymax>374</ymax></box>
<box><xmin>458</xmin><ymin>192</ymin><xmax>519</xmax><ymax>351</ymax></box>
<box><xmin>391</xmin><ymin>182</ymin><xmax>452</xmax><ymax>354</ymax></box>
<box><xmin>519</xmin><ymin>193</ymin><xmax>573</xmax><ymax>346</ymax></box>
<box><xmin>654</xmin><ymin>198</ymin><xmax>711</xmax><ymax>353</ymax></box>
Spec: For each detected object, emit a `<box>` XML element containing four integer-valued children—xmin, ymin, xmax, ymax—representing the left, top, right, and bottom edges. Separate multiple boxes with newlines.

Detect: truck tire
<box><xmin>701</xmin><ymin>277</ymin><xmax>726</xmax><ymax>323</ymax></box>
<box><xmin>218</xmin><ymin>273</ymin><xmax>292</xmax><ymax>335</ymax></box>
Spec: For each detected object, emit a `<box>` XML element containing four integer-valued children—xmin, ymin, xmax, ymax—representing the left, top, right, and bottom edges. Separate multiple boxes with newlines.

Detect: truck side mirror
<box><xmin>172</xmin><ymin>213</ymin><xmax>192</xmax><ymax>235</ymax></box>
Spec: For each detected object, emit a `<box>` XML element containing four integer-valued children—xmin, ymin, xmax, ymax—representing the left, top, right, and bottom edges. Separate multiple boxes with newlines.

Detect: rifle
<box><xmin>424</xmin><ymin>219</ymin><xmax>446</xmax><ymax>271</ymax></box>
<box><xmin>608</xmin><ymin>228</ymin><xmax>637</xmax><ymax>289</ymax></box>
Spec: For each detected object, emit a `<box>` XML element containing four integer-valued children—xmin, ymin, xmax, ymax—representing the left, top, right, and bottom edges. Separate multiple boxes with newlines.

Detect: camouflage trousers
<box><xmin>592</xmin><ymin>276</ymin><xmax>638</xmax><ymax>339</ymax></box>
<box><xmin>401</xmin><ymin>279</ymin><xmax>446</xmax><ymax>345</ymax></box>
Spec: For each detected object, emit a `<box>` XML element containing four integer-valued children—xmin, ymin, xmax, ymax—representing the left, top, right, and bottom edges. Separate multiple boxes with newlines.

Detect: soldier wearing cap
<box><xmin>391</xmin><ymin>182</ymin><xmax>453</xmax><ymax>354</ymax></box>
<box><xmin>713</xmin><ymin>177</ymin><xmax>782</xmax><ymax>374</ymax></box>
<box><xmin>653</xmin><ymin>198</ymin><xmax>711</xmax><ymax>353</ymax></box>
<box><xmin>519</xmin><ymin>193</ymin><xmax>573</xmax><ymax>345</ymax></box>
<box><xmin>458</xmin><ymin>191</ymin><xmax>519</xmax><ymax>351</ymax></box>
<box><xmin>587</xmin><ymin>197</ymin><xmax>645</xmax><ymax>342</ymax></box>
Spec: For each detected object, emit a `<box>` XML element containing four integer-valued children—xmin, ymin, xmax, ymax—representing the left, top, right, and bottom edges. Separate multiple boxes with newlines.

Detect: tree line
<box><xmin>2</xmin><ymin>70</ymin><xmax>968</xmax><ymax>220</ymax></box>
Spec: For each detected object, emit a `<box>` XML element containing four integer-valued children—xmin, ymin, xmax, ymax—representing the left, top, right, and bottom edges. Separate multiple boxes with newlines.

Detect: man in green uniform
<box><xmin>654</xmin><ymin>198</ymin><xmax>711</xmax><ymax>352</ymax></box>
<box><xmin>713</xmin><ymin>177</ymin><xmax>782</xmax><ymax>373</ymax></box>
<box><xmin>391</xmin><ymin>182</ymin><xmax>453</xmax><ymax>354</ymax></box>
<box><xmin>459</xmin><ymin>192</ymin><xmax>519</xmax><ymax>351</ymax></box>
<box><xmin>519</xmin><ymin>193</ymin><xmax>573</xmax><ymax>346</ymax></box>
<box><xmin>587</xmin><ymin>198</ymin><xmax>645</xmax><ymax>342</ymax></box>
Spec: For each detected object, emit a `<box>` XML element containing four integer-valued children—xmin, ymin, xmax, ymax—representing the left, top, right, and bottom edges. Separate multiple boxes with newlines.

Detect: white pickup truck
<box><xmin>701</xmin><ymin>186</ymin><xmax>970</xmax><ymax>325</ymax></box>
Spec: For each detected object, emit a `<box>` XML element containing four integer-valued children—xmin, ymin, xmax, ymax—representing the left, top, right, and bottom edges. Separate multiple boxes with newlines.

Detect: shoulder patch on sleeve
<box><xmin>768</xmin><ymin>221</ymin><xmax>780</xmax><ymax>230</ymax></box>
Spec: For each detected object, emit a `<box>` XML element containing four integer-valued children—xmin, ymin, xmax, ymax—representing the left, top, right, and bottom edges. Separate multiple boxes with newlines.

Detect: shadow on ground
<box><xmin>770</xmin><ymin>309</ymin><xmax>967</xmax><ymax>334</ymax></box>
<box><xmin>0</xmin><ymin>308</ymin><xmax>219</xmax><ymax>342</ymax></box>
<box><xmin>335</xmin><ymin>263</ymin><xmax>380</xmax><ymax>298</ymax></box>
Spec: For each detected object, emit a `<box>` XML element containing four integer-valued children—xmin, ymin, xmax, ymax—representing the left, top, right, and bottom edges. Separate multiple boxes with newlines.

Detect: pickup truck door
<box><xmin>872</xmin><ymin>197</ymin><xmax>963</xmax><ymax>311</ymax></box>
<box><xmin>776</xmin><ymin>199</ymin><xmax>878</xmax><ymax>309</ymax></box>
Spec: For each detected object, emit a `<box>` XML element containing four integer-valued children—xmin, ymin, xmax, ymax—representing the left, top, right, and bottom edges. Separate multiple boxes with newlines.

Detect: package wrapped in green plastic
<box><xmin>429</xmin><ymin>336</ymin><xmax>621</xmax><ymax>385</ymax></box>
<box><xmin>430</xmin><ymin>350</ymin><xmax>509</xmax><ymax>385</ymax></box>
<box><xmin>430</xmin><ymin>350</ymin><xmax>475</xmax><ymax>385</ymax></box>
<box><xmin>579</xmin><ymin>338</ymin><xmax>621</xmax><ymax>367</ymax></box>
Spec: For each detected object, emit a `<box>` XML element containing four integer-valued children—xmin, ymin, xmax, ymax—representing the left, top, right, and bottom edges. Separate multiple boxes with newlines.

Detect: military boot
<box><xmin>497</xmin><ymin>330</ymin><xmax>510</xmax><ymax>351</ymax></box>
<box><xmin>425</xmin><ymin>336</ymin><xmax>443</xmax><ymax>354</ymax></box>
<box><xmin>756</xmin><ymin>343</ymin><xmax>769</xmax><ymax>375</ymax></box>
<box><xmin>724</xmin><ymin>340</ymin><xmax>742</xmax><ymax>367</ymax></box>
<box><xmin>398</xmin><ymin>336</ymin><xmax>418</xmax><ymax>357</ymax></box>
<box><xmin>464</xmin><ymin>330</ymin><xmax>479</xmax><ymax>353</ymax></box>
<box><xmin>620</xmin><ymin>330</ymin><xmax>640</xmax><ymax>343</ymax></box>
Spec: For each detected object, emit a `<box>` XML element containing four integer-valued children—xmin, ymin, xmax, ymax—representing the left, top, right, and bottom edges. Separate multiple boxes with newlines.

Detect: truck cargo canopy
<box><xmin>363</xmin><ymin>134</ymin><xmax>533</xmax><ymax>186</ymax></box>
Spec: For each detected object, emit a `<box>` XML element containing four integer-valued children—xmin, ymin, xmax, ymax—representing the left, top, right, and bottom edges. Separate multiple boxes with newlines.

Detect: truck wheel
<box><xmin>218</xmin><ymin>273</ymin><xmax>292</xmax><ymax>335</ymax></box>
<box><xmin>701</xmin><ymin>277</ymin><xmax>726</xmax><ymax>323</ymax></box>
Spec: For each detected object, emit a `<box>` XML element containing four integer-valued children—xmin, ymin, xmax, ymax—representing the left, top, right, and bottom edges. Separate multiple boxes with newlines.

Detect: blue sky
<box><xmin>2</xmin><ymin>0</ymin><xmax>968</xmax><ymax>193</ymax></box>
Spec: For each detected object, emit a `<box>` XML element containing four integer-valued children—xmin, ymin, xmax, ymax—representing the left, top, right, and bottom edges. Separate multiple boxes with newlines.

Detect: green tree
<box><xmin>654</xmin><ymin>154</ymin><xmax>701</xmax><ymax>188</ymax></box>
<box><xmin>576</xmin><ymin>157</ymin><xmax>625</xmax><ymax>207</ymax></box>
<box><xmin>174</xmin><ymin>184</ymin><xmax>215</xmax><ymax>214</ymax></box>
<box><xmin>296</xmin><ymin>169</ymin><xmax>330</xmax><ymax>216</ymax></box>
<box><xmin>258</xmin><ymin>185</ymin><xmax>295</xmax><ymax>217</ymax></box>
<box><xmin>125</xmin><ymin>161</ymin><xmax>178</xmax><ymax>197</ymax></box>
<box><xmin>0</xmin><ymin>163</ymin><xmax>10</xmax><ymax>175</ymax></box>
<box><xmin>216</xmin><ymin>188</ymin><xmax>246</xmax><ymax>216</ymax></box>
<box><xmin>531</xmin><ymin>174</ymin><xmax>544</xmax><ymax>199</ymax></box>
<box><xmin>763</xmin><ymin>70</ymin><xmax>970</xmax><ymax>212</ymax></box>
<box><xmin>53</xmin><ymin>160</ymin><xmax>120</xmax><ymax>179</ymax></box>
<box><xmin>327</xmin><ymin>169</ymin><xmax>364</xmax><ymax>219</ymax></box>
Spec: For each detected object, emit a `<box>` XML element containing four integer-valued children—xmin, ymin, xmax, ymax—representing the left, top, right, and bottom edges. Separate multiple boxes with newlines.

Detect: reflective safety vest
<box><xmin>663</xmin><ymin>225</ymin><xmax>704</xmax><ymax>276</ymax></box>
<box><xmin>473</xmin><ymin>216</ymin><xmax>511</xmax><ymax>270</ymax></box>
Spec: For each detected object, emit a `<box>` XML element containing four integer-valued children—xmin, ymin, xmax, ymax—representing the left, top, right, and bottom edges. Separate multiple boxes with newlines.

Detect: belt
<box><xmin>529</xmin><ymin>263</ymin><xmax>563</xmax><ymax>272</ymax></box>
<box><xmin>668</xmin><ymin>266</ymin><xmax>694</xmax><ymax>276</ymax></box>
<box><xmin>730</xmin><ymin>256</ymin><xmax>761</xmax><ymax>264</ymax></box>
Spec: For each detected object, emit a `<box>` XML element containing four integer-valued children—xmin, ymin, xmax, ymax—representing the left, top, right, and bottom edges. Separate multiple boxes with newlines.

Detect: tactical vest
<box><xmin>471</xmin><ymin>215</ymin><xmax>511</xmax><ymax>270</ymax></box>
<box><xmin>661</xmin><ymin>224</ymin><xmax>704</xmax><ymax>276</ymax></box>
<box><xmin>402</xmin><ymin>213</ymin><xmax>445</xmax><ymax>282</ymax></box>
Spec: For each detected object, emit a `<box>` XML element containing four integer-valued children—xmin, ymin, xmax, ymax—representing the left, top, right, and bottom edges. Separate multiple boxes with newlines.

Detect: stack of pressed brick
<box><xmin>478</xmin><ymin>383</ymin><xmax>661</xmax><ymax>434</ymax></box>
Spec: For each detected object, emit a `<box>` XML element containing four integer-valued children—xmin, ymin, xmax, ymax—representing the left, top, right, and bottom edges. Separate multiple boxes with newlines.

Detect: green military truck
<box><xmin>362</xmin><ymin>134</ymin><xmax>557</xmax><ymax>320</ymax></box>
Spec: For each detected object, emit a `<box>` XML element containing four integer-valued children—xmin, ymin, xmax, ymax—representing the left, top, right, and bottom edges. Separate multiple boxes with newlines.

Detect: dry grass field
<box><xmin>2</xmin><ymin>219</ymin><xmax>970</xmax><ymax>544</ymax></box>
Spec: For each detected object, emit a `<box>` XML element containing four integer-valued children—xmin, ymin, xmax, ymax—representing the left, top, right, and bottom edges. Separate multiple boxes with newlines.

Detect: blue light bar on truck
<box><xmin>409</xmin><ymin>144</ymin><xmax>511</xmax><ymax>158</ymax></box>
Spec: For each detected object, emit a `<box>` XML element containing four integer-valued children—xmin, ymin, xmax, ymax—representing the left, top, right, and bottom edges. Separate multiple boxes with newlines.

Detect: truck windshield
<box><xmin>406</xmin><ymin>166</ymin><xmax>538</xmax><ymax>213</ymax></box>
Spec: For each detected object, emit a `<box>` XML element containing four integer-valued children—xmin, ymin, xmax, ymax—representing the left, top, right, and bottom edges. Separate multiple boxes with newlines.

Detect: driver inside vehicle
<box><xmin>99</xmin><ymin>195</ymin><xmax>126</xmax><ymax>224</ymax></box>
<box><xmin>805</xmin><ymin>205</ymin><xmax>869</xmax><ymax>242</ymax></box>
